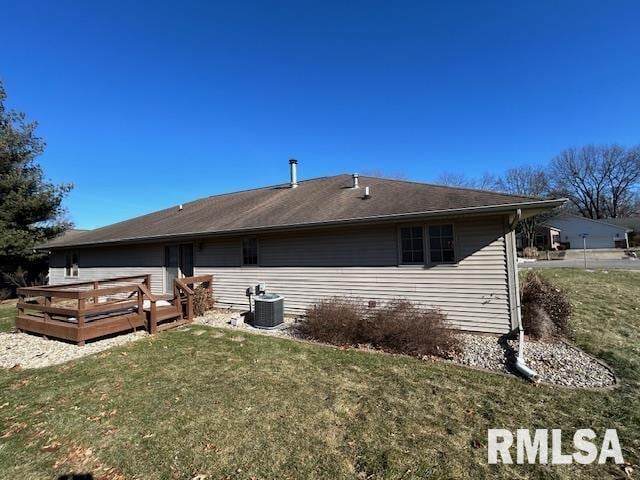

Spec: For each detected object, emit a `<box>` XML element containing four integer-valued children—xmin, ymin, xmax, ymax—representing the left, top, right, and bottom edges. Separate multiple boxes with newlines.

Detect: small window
<box><xmin>428</xmin><ymin>224</ymin><xmax>455</xmax><ymax>264</ymax></box>
<box><xmin>400</xmin><ymin>226</ymin><xmax>424</xmax><ymax>264</ymax></box>
<box><xmin>242</xmin><ymin>238</ymin><xmax>258</xmax><ymax>265</ymax></box>
<box><xmin>65</xmin><ymin>251</ymin><xmax>79</xmax><ymax>277</ymax></box>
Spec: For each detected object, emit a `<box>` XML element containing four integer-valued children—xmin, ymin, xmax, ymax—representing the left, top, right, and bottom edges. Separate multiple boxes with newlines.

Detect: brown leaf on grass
<box><xmin>41</xmin><ymin>441</ymin><xmax>62</xmax><ymax>452</ymax></box>
<box><xmin>9</xmin><ymin>378</ymin><xmax>31</xmax><ymax>390</ymax></box>
<box><xmin>1</xmin><ymin>422</ymin><xmax>28</xmax><ymax>438</ymax></box>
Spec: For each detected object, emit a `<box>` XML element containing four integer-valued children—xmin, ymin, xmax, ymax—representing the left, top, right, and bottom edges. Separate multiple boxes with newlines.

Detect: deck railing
<box><xmin>173</xmin><ymin>275</ymin><xmax>213</xmax><ymax>323</ymax></box>
<box><xmin>16</xmin><ymin>273</ymin><xmax>214</xmax><ymax>344</ymax></box>
<box><xmin>17</xmin><ymin>275</ymin><xmax>152</xmax><ymax>345</ymax></box>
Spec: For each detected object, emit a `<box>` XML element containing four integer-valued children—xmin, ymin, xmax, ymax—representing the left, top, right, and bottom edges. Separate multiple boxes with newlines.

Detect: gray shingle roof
<box><xmin>44</xmin><ymin>174</ymin><xmax>563</xmax><ymax>248</ymax></box>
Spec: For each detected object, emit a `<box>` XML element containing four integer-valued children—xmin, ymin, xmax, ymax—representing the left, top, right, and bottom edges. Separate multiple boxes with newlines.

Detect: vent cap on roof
<box><xmin>289</xmin><ymin>159</ymin><xmax>298</xmax><ymax>188</ymax></box>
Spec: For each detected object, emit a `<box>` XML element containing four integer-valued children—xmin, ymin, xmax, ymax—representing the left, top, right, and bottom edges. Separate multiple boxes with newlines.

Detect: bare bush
<box><xmin>520</xmin><ymin>271</ymin><xmax>573</xmax><ymax>340</ymax></box>
<box><xmin>193</xmin><ymin>285</ymin><xmax>214</xmax><ymax>317</ymax></box>
<box><xmin>522</xmin><ymin>246</ymin><xmax>538</xmax><ymax>258</ymax></box>
<box><xmin>295</xmin><ymin>297</ymin><xmax>366</xmax><ymax>345</ymax></box>
<box><xmin>366</xmin><ymin>300</ymin><xmax>460</xmax><ymax>358</ymax></box>
<box><xmin>520</xmin><ymin>304</ymin><xmax>553</xmax><ymax>340</ymax></box>
<box><xmin>296</xmin><ymin>297</ymin><xmax>460</xmax><ymax>358</ymax></box>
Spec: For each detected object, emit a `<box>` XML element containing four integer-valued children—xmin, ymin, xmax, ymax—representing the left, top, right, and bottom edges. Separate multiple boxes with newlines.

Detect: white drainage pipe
<box><xmin>515</xmin><ymin>329</ymin><xmax>539</xmax><ymax>382</ymax></box>
<box><xmin>509</xmin><ymin>208</ymin><xmax>540</xmax><ymax>383</ymax></box>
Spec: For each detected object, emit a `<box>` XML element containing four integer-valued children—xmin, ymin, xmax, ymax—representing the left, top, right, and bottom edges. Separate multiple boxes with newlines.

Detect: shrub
<box><xmin>520</xmin><ymin>271</ymin><xmax>573</xmax><ymax>340</ymax></box>
<box><xmin>296</xmin><ymin>297</ymin><xmax>460</xmax><ymax>358</ymax></box>
<box><xmin>193</xmin><ymin>284</ymin><xmax>214</xmax><ymax>317</ymax></box>
<box><xmin>366</xmin><ymin>300</ymin><xmax>460</xmax><ymax>357</ymax></box>
<box><xmin>295</xmin><ymin>297</ymin><xmax>366</xmax><ymax>345</ymax></box>
<box><xmin>522</xmin><ymin>246</ymin><xmax>538</xmax><ymax>258</ymax></box>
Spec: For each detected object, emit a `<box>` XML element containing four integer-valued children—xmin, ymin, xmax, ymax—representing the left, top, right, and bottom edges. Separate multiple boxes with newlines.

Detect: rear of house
<box><xmin>42</xmin><ymin>166</ymin><xmax>564</xmax><ymax>335</ymax></box>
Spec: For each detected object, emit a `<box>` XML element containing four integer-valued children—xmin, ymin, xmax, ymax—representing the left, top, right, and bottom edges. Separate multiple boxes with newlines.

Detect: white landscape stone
<box><xmin>0</xmin><ymin>330</ymin><xmax>147</xmax><ymax>369</ymax></box>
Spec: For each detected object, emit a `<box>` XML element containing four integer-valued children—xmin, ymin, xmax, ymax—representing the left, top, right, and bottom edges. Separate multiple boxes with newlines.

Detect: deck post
<box><xmin>92</xmin><ymin>281</ymin><xmax>99</xmax><ymax>304</ymax></box>
<box><xmin>137</xmin><ymin>287</ymin><xmax>144</xmax><ymax>327</ymax></box>
<box><xmin>186</xmin><ymin>293</ymin><xmax>193</xmax><ymax>323</ymax></box>
<box><xmin>145</xmin><ymin>274</ymin><xmax>151</xmax><ymax>291</ymax></box>
<box><xmin>44</xmin><ymin>296</ymin><xmax>52</xmax><ymax>323</ymax></box>
<box><xmin>77</xmin><ymin>298</ymin><xmax>86</xmax><ymax>346</ymax></box>
<box><xmin>149</xmin><ymin>301</ymin><xmax>157</xmax><ymax>334</ymax></box>
<box><xmin>174</xmin><ymin>281</ymin><xmax>182</xmax><ymax>317</ymax></box>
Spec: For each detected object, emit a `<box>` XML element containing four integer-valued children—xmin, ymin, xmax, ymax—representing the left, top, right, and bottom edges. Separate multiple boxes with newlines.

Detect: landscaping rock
<box><xmin>451</xmin><ymin>333</ymin><xmax>616</xmax><ymax>388</ymax></box>
<box><xmin>195</xmin><ymin>309</ymin><xmax>296</xmax><ymax>337</ymax></box>
<box><xmin>0</xmin><ymin>330</ymin><xmax>147</xmax><ymax>370</ymax></box>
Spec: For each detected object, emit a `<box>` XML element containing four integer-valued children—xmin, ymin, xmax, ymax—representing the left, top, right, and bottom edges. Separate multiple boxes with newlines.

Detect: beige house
<box><xmin>42</xmin><ymin>162</ymin><xmax>564</xmax><ymax>335</ymax></box>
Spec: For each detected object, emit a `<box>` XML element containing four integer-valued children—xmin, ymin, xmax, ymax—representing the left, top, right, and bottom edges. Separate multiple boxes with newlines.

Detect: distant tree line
<box><xmin>437</xmin><ymin>144</ymin><xmax>640</xmax><ymax>247</ymax></box>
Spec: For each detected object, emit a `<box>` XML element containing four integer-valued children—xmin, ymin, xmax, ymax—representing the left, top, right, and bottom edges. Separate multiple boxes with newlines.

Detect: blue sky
<box><xmin>2</xmin><ymin>1</ymin><xmax>639</xmax><ymax>229</ymax></box>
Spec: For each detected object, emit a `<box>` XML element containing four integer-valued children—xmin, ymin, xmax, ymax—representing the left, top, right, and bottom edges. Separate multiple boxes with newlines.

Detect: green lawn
<box><xmin>0</xmin><ymin>269</ymin><xmax>638</xmax><ymax>479</ymax></box>
<box><xmin>0</xmin><ymin>302</ymin><xmax>16</xmax><ymax>333</ymax></box>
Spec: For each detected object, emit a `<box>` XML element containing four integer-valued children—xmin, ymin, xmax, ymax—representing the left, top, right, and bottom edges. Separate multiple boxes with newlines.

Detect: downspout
<box><xmin>509</xmin><ymin>209</ymin><xmax>540</xmax><ymax>382</ymax></box>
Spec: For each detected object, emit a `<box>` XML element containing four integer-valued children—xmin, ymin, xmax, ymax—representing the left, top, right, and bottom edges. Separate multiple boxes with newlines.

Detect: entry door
<box><xmin>164</xmin><ymin>244</ymin><xmax>193</xmax><ymax>293</ymax></box>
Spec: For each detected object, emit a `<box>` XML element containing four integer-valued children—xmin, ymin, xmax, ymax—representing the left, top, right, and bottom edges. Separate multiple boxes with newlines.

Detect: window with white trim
<box><xmin>65</xmin><ymin>251</ymin><xmax>79</xmax><ymax>277</ymax></box>
<box><xmin>428</xmin><ymin>224</ymin><xmax>455</xmax><ymax>263</ymax></box>
<box><xmin>399</xmin><ymin>226</ymin><xmax>424</xmax><ymax>264</ymax></box>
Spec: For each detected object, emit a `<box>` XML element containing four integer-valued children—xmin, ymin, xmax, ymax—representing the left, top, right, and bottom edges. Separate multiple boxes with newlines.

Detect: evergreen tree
<box><xmin>0</xmin><ymin>80</ymin><xmax>72</xmax><ymax>293</ymax></box>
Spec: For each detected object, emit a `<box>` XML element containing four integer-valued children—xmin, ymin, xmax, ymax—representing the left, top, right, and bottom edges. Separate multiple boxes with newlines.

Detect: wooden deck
<box><xmin>16</xmin><ymin>274</ymin><xmax>213</xmax><ymax>345</ymax></box>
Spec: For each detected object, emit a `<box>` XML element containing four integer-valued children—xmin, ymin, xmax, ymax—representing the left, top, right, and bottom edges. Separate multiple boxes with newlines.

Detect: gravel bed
<box><xmin>451</xmin><ymin>333</ymin><xmax>616</xmax><ymax>388</ymax></box>
<box><xmin>0</xmin><ymin>330</ymin><xmax>148</xmax><ymax>370</ymax></box>
<box><xmin>197</xmin><ymin>311</ymin><xmax>615</xmax><ymax>388</ymax></box>
<box><xmin>194</xmin><ymin>308</ymin><xmax>296</xmax><ymax>337</ymax></box>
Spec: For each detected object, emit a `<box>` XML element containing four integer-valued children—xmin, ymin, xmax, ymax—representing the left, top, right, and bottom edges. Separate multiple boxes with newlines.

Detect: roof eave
<box><xmin>42</xmin><ymin>198</ymin><xmax>567</xmax><ymax>250</ymax></box>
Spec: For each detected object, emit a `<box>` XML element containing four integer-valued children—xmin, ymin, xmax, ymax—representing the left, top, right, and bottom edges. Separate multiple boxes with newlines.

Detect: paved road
<box><xmin>520</xmin><ymin>259</ymin><xmax>640</xmax><ymax>270</ymax></box>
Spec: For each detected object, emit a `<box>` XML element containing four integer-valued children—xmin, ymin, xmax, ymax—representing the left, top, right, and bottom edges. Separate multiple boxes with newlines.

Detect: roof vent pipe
<box><xmin>363</xmin><ymin>186</ymin><xmax>371</xmax><ymax>199</ymax></box>
<box><xmin>352</xmin><ymin>173</ymin><xmax>359</xmax><ymax>188</ymax></box>
<box><xmin>178</xmin><ymin>204</ymin><xmax>183</xmax><ymax>211</ymax></box>
<box><xmin>289</xmin><ymin>159</ymin><xmax>298</xmax><ymax>188</ymax></box>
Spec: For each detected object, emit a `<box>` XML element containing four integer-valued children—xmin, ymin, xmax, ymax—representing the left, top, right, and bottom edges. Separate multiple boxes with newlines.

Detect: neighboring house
<box><xmin>515</xmin><ymin>225</ymin><xmax>562</xmax><ymax>251</ymax></box>
<box><xmin>543</xmin><ymin>214</ymin><xmax>631</xmax><ymax>249</ymax></box>
<box><xmin>40</xmin><ymin>162</ymin><xmax>564</xmax><ymax>334</ymax></box>
<box><xmin>603</xmin><ymin>217</ymin><xmax>640</xmax><ymax>247</ymax></box>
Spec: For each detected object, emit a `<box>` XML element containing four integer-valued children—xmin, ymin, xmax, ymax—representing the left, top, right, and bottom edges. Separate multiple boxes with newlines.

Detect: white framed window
<box><xmin>428</xmin><ymin>224</ymin><xmax>455</xmax><ymax>264</ymax></box>
<box><xmin>65</xmin><ymin>251</ymin><xmax>79</xmax><ymax>277</ymax></box>
<box><xmin>399</xmin><ymin>226</ymin><xmax>425</xmax><ymax>264</ymax></box>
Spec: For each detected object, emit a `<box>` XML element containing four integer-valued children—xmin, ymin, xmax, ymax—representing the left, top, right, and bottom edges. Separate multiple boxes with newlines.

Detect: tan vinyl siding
<box><xmin>195</xmin><ymin>216</ymin><xmax>511</xmax><ymax>333</ymax></box>
<box><xmin>46</xmin><ymin>216</ymin><xmax>513</xmax><ymax>333</ymax></box>
<box><xmin>259</xmin><ymin>226</ymin><xmax>398</xmax><ymax>266</ymax></box>
<box><xmin>48</xmin><ymin>245</ymin><xmax>164</xmax><ymax>293</ymax></box>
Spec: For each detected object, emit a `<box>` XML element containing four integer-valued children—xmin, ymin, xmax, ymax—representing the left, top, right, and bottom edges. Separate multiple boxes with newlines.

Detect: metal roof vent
<box><xmin>363</xmin><ymin>186</ymin><xmax>371</xmax><ymax>199</ymax></box>
<box><xmin>178</xmin><ymin>204</ymin><xmax>183</xmax><ymax>211</ymax></box>
<box><xmin>289</xmin><ymin>159</ymin><xmax>298</xmax><ymax>188</ymax></box>
<box><xmin>352</xmin><ymin>173</ymin><xmax>359</xmax><ymax>188</ymax></box>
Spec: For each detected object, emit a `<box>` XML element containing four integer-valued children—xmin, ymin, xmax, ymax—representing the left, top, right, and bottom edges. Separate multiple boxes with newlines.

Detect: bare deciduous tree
<box><xmin>436</xmin><ymin>171</ymin><xmax>498</xmax><ymax>190</ymax></box>
<box><xmin>551</xmin><ymin>144</ymin><xmax>640</xmax><ymax>219</ymax></box>
<box><xmin>437</xmin><ymin>166</ymin><xmax>552</xmax><ymax>248</ymax></box>
<box><xmin>496</xmin><ymin>166</ymin><xmax>553</xmax><ymax>248</ymax></box>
